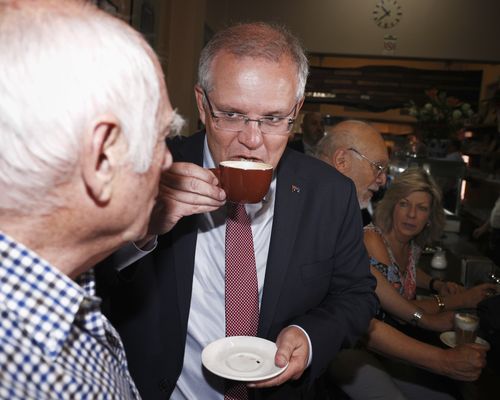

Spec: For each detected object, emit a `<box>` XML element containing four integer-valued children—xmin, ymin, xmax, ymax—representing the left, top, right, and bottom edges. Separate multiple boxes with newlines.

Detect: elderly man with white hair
<box><xmin>0</xmin><ymin>0</ymin><xmax>191</xmax><ymax>398</ymax></box>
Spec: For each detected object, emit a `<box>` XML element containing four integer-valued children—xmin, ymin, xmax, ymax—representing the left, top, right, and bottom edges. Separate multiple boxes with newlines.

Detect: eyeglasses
<box><xmin>203</xmin><ymin>89</ymin><xmax>297</xmax><ymax>135</ymax></box>
<box><xmin>348</xmin><ymin>147</ymin><xmax>388</xmax><ymax>177</ymax></box>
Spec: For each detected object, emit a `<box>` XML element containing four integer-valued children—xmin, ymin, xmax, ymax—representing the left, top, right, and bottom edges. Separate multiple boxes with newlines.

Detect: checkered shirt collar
<box><xmin>0</xmin><ymin>231</ymin><xmax>103</xmax><ymax>359</ymax></box>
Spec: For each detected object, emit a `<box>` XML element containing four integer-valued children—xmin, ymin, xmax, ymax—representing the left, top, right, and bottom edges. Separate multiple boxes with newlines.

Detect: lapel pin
<box><xmin>291</xmin><ymin>184</ymin><xmax>300</xmax><ymax>193</ymax></box>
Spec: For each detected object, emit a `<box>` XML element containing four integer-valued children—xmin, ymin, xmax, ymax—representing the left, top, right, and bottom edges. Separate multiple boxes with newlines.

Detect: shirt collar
<box><xmin>0</xmin><ymin>231</ymin><xmax>100</xmax><ymax>359</ymax></box>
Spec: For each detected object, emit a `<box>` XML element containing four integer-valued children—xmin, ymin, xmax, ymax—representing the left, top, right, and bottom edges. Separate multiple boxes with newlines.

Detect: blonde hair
<box><xmin>373</xmin><ymin>167</ymin><xmax>445</xmax><ymax>246</ymax></box>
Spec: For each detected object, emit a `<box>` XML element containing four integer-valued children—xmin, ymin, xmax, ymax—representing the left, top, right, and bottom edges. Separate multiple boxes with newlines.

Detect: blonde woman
<box><xmin>365</xmin><ymin>167</ymin><xmax>496</xmax><ymax>314</ymax></box>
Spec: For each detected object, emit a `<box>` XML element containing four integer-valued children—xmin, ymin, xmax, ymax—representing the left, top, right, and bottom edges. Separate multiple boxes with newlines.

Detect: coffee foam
<box><xmin>455</xmin><ymin>314</ymin><xmax>479</xmax><ymax>330</ymax></box>
<box><xmin>220</xmin><ymin>160</ymin><xmax>273</xmax><ymax>170</ymax></box>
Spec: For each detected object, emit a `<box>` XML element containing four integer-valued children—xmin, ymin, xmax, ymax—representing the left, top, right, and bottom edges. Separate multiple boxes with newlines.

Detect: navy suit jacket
<box><xmin>98</xmin><ymin>131</ymin><xmax>378</xmax><ymax>399</ymax></box>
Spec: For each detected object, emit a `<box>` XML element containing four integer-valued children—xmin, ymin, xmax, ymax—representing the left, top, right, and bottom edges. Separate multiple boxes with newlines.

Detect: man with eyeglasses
<box><xmin>316</xmin><ymin>122</ymin><xmax>486</xmax><ymax>399</ymax></box>
<box><xmin>315</xmin><ymin>120</ymin><xmax>389</xmax><ymax>212</ymax></box>
<box><xmin>99</xmin><ymin>22</ymin><xmax>378</xmax><ymax>400</ymax></box>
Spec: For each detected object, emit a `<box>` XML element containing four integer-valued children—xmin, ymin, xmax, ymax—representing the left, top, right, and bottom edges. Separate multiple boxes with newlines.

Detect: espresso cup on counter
<box><xmin>454</xmin><ymin>312</ymin><xmax>479</xmax><ymax>346</ymax></box>
<box><xmin>211</xmin><ymin>160</ymin><xmax>273</xmax><ymax>204</ymax></box>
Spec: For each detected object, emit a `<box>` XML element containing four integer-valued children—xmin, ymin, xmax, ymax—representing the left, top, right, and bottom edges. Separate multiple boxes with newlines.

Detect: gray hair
<box><xmin>373</xmin><ymin>167</ymin><xmax>445</xmax><ymax>247</ymax></box>
<box><xmin>0</xmin><ymin>0</ymin><xmax>166</xmax><ymax>212</ymax></box>
<box><xmin>198</xmin><ymin>22</ymin><xmax>309</xmax><ymax>101</ymax></box>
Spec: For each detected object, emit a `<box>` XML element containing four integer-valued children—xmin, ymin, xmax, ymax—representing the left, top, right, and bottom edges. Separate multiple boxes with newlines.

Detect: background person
<box><xmin>288</xmin><ymin>111</ymin><xmax>325</xmax><ymax>155</ymax></box>
<box><xmin>99</xmin><ymin>22</ymin><xmax>378</xmax><ymax>400</ymax></box>
<box><xmin>365</xmin><ymin>167</ymin><xmax>497</xmax><ymax>315</ymax></box>
<box><xmin>315</xmin><ymin>120</ymin><xmax>387</xmax><ymax>226</ymax></box>
<box><xmin>316</xmin><ymin>122</ymin><xmax>488</xmax><ymax>399</ymax></box>
<box><xmin>0</xmin><ymin>0</ymin><xmax>183</xmax><ymax>398</ymax></box>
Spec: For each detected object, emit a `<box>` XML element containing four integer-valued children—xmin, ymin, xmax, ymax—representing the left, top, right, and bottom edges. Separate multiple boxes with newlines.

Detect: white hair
<box><xmin>0</xmin><ymin>0</ymin><xmax>163</xmax><ymax>212</ymax></box>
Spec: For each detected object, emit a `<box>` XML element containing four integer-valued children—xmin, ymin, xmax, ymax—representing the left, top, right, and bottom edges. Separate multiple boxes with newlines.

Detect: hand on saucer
<box><xmin>248</xmin><ymin>326</ymin><xmax>309</xmax><ymax>388</ymax></box>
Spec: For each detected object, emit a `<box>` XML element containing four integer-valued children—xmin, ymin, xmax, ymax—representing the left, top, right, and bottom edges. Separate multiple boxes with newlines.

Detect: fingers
<box><xmin>463</xmin><ymin>283</ymin><xmax>499</xmax><ymax>307</ymax></box>
<box><xmin>247</xmin><ymin>357</ymin><xmax>297</xmax><ymax>389</ymax></box>
<box><xmin>161</xmin><ymin>162</ymin><xmax>226</xmax><ymax>203</ymax></box>
<box><xmin>167</xmin><ymin>162</ymin><xmax>219</xmax><ymax>184</ymax></box>
<box><xmin>146</xmin><ymin>162</ymin><xmax>227</xmax><ymax>235</ymax></box>
<box><xmin>465</xmin><ymin>342</ymin><xmax>490</xmax><ymax>353</ymax></box>
<box><xmin>248</xmin><ymin>327</ymin><xmax>309</xmax><ymax>389</ymax></box>
<box><xmin>445</xmin><ymin>282</ymin><xmax>465</xmax><ymax>295</ymax></box>
<box><xmin>445</xmin><ymin>345</ymin><xmax>488</xmax><ymax>381</ymax></box>
<box><xmin>478</xmin><ymin>283</ymin><xmax>498</xmax><ymax>291</ymax></box>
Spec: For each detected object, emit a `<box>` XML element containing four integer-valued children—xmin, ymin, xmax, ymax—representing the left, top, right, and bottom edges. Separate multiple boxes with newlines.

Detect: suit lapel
<box><xmin>259</xmin><ymin>150</ymin><xmax>306</xmax><ymax>337</ymax></box>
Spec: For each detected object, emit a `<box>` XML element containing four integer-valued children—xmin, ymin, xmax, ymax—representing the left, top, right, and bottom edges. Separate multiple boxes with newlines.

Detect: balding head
<box><xmin>316</xmin><ymin>120</ymin><xmax>389</xmax><ymax>208</ymax></box>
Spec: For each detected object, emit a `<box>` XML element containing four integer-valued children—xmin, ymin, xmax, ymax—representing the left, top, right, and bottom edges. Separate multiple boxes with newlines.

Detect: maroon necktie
<box><xmin>225</xmin><ymin>202</ymin><xmax>259</xmax><ymax>400</ymax></box>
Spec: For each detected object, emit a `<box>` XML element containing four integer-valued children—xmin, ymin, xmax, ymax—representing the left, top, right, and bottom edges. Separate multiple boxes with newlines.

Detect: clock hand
<box><xmin>377</xmin><ymin>10</ymin><xmax>389</xmax><ymax>21</ymax></box>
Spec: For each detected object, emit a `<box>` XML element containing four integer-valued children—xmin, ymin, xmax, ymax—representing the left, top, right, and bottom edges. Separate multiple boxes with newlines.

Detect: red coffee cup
<box><xmin>211</xmin><ymin>160</ymin><xmax>273</xmax><ymax>204</ymax></box>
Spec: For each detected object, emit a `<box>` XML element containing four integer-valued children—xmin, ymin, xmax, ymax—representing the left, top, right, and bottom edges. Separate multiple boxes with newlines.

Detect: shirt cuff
<box><xmin>114</xmin><ymin>237</ymin><xmax>158</xmax><ymax>271</ymax></box>
<box><xmin>289</xmin><ymin>324</ymin><xmax>313</xmax><ymax>368</ymax></box>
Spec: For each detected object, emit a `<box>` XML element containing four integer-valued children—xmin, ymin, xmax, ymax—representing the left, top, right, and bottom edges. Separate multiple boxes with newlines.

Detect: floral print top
<box><xmin>365</xmin><ymin>223</ymin><xmax>421</xmax><ymax>300</ymax></box>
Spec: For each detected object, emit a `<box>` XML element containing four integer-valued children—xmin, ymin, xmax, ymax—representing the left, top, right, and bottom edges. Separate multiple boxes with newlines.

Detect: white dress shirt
<box><xmin>171</xmin><ymin>138</ymin><xmax>276</xmax><ymax>400</ymax></box>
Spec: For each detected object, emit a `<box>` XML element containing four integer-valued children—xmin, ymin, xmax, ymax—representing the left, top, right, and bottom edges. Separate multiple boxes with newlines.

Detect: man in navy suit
<box><xmin>99</xmin><ymin>22</ymin><xmax>378</xmax><ymax>400</ymax></box>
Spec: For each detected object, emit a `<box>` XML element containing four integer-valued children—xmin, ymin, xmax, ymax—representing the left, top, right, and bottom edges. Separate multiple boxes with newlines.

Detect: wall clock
<box><xmin>373</xmin><ymin>0</ymin><xmax>402</xmax><ymax>29</ymax></box>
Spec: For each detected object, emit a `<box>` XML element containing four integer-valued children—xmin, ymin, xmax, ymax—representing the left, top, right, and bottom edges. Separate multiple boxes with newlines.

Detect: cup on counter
<box><xmin>211</xmin><ymin>160</ymin><xmax>273</xmax><ymax>204</ymax></box>
<box><xmin>454</xmin><ymin>312</ymin><xmax>479</xmax><ymax>345</ymax></box>
<box><xmin>430</xmin><ymin>248</ymin><xmax>447</xmax><ymax>269</ymax></box>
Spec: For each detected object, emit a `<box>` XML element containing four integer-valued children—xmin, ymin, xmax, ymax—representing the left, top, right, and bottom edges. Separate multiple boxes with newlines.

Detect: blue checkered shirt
<box><xmin>0</xmin><ymin>232</ymin><xmax>140</xmax><ymax>399</ymax></box>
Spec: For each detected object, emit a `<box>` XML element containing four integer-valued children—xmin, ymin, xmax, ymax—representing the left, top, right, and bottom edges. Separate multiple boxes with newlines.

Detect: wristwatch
<box><xmin>410</xmin><ymin>310</ymin><xmax>423</xmax><ymax>326</ymax></box>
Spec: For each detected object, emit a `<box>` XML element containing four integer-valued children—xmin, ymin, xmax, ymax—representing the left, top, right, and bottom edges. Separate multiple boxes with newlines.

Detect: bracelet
<box><xmin>429</xmin><ymin>278</ymin><xmax>443</xmax><ymax>294</ymax></box>
<box><xmin>410</xmin><ymin>310</ymin><xmax>423</xmax><ymax>327</ymax></box>
<box><xmin>433</xmin><ymin>294</ymin><xmax>445</xmax><ymax>312</ymax></box>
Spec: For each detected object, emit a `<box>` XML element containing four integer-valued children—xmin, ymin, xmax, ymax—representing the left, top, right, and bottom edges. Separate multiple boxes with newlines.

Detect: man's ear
<box><xmin>194</xmin><ymin>85</ymin><xmax>207</xmax><ymax>126</ymax></box>
<box><xmin>81</xmin><ymin>117</ymin><xmax>123</xmax><ymax>205</ymax></box>
<box><xmin>333</xmin><ymin>148</ymin><xmax>352</xmax><ymax>174</ymax></box>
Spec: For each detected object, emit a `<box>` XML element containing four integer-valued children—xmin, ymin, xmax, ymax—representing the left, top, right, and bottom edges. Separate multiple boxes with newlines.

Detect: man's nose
<box><xmin>375</xmin><ymin>171</ymin><xmax>387</xmax><ymax>186</ymax></box>
<box><xmin>238</xmin><ymin>120</ymin><xmax>264</xmax><ymax>149</ymax></box>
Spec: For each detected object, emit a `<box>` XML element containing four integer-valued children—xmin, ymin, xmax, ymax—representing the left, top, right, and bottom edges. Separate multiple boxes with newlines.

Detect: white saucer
<box><xmin>439</xmin><ymin>331</ymin><xmax>489</xmax><ymax>348</ymax></box>
<box><xmin>202</xmin><ymin>336</ymin><xmax>288</xmax><ymax>381</ymax></box>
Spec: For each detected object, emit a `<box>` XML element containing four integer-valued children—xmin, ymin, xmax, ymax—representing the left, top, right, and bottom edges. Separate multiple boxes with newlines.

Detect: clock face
<box><xmin>373</xmin><ymin>0</ymin><xmax>402</xmax><ymax>29</ymax></box>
